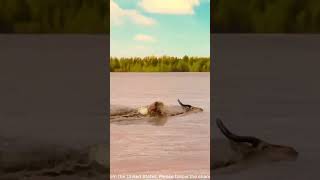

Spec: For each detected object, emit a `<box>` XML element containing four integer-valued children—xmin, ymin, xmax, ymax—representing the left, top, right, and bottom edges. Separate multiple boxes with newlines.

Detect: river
<box><xmin>212</xmin><ymin>34</ymin><xmax>320</xmax><ymax>179</ymax></box>
<box><xmin>110</xmin><ymin>72</ymin><xmax>210</xmax><ymax>178</ymax></box>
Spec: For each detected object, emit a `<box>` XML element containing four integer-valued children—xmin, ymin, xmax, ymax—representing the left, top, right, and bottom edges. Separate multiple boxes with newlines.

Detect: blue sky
<box><xmin>111</xmin><ymin>0</ymin><xmax>210</xmax><ymax>57</ymax></box>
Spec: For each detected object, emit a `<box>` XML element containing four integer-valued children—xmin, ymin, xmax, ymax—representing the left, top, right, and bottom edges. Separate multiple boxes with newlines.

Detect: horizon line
<box><xmin>110</xmin><ymin>55</ymin><xmax>211</xmax><ymax>59</ymax></box>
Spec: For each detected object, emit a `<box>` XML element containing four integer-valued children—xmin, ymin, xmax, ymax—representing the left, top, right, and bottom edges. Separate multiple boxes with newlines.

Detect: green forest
<box><xmin>213</xmin><ymin>0</ymin><xmax>320</xmax><ymax>33</ymax></box>
<box><xmin>110</xmin><ymin>56</ymin><xmax>210</xmax><ymax>72</ymax></box>
<box><xmin>0</xmin><ymin>0</ymin><xmax>108</xmax><ymax>33</ymax></box>
<box><xmin>2</xmin><ymin>0</ymin><xmax>320</xmax><ymax>33</ymax></box>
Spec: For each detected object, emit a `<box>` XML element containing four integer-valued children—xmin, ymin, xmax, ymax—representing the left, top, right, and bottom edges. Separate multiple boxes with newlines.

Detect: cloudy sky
<box><xmin>111</xmin><ymin>0</ymin><xmax>210</xmax><ymax>57</ymax></box>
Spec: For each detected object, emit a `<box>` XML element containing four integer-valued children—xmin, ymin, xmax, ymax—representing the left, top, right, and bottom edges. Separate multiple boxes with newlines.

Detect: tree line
<box><xmin>0</xmin><ymin>0</ymin><xmax>108</xmax><ymax>33</ymax></box>
<box><xmin>4</xmin><ymin>0</ymin><xmax>320</xmax><ymax>34</ymax></box>
<box><xmin>110</xmin><ymin>56</ymin><xmax>210</xmax><ymax>72</ymax></box>
<box><xmin>213</xmin><ymin>0</ymin><xmax>320</xmax><ymax>33</ymax></box>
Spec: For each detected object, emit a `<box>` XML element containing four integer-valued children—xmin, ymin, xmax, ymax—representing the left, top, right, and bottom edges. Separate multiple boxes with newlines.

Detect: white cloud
<box><xmin>134</xmin><ymin>34</ymin><xmax>156</xmax><ymax>43</ymax></box>
<box><xmin>111</xmin><ymin>0</ymin><xmax>156</xmax><ymax>26</ymax></box>
<box><xmin>139</xmin><ymin>0</ymin><xmax>200</xmax><ymax>15</ymax></box>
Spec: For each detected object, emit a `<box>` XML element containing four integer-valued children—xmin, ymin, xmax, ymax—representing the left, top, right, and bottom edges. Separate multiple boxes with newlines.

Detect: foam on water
<box><xmin>0</xmin><ymin>138</ymin><xmax>108</xmax><ymax>179</ymax></box>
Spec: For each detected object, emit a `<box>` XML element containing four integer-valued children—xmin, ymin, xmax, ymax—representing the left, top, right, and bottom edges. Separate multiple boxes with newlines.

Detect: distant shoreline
<box><xmin>110</xmin><ymin>56</ymin><xmax>210</xmax><ymax>72</ymax></box>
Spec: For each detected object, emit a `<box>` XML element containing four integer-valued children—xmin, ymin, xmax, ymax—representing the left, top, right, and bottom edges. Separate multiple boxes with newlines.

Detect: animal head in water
<box><xmin>177</xmin><ymin>99</ymin><xmax>203</xmax><ymax>112</ymax></box>
<box><xmin>216</xmin><ymin>118</ymin><xmax>298</xmax><ymax>164</ymax></box>
<box><xmin>147</xmin><ymin>101</ymin><xmax>165</xmax><ymax>116</ymax></box>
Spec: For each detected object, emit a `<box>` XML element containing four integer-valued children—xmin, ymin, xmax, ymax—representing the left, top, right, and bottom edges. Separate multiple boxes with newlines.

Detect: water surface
<box><xmin>110</xmin><ymin>73</ymin><xmax>210</xmax><ymax>177</ymax></box>
<box><xmin>212</xmin><ymin>34</ymin><xmax>320</xmax><ymax>179</ymax></box>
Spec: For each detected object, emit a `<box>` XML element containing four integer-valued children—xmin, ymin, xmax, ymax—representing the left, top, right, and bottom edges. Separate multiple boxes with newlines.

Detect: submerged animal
<box><xmin>138</xmin><ymin>101</ymin><xmax>165</xmax><ymax>116</ymax></box>
<box><xmin>212</xmin><ymin>118</ymin><xmax>298</xmax><ymax>173</ymax></box>
<box><xmin>110</xmin><ymin>99</ymin><xmax>203</xmax><ymax>125</ymax></box>
<box><xmin>177</xmin><ymin>99</ymin><xmax>192</xmax><ymax>111</ymax></box>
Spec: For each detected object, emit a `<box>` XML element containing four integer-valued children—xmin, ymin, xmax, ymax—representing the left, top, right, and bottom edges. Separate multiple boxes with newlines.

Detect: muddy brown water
<box><xmin>212</xmin><ymin>34</ymin><xmax>320</xmax><ymax>179</ymax></box>
<box><xmin>110</xmin><ymin>72</ymin><xmax>210</xmax><ymax>177</ymax></box>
